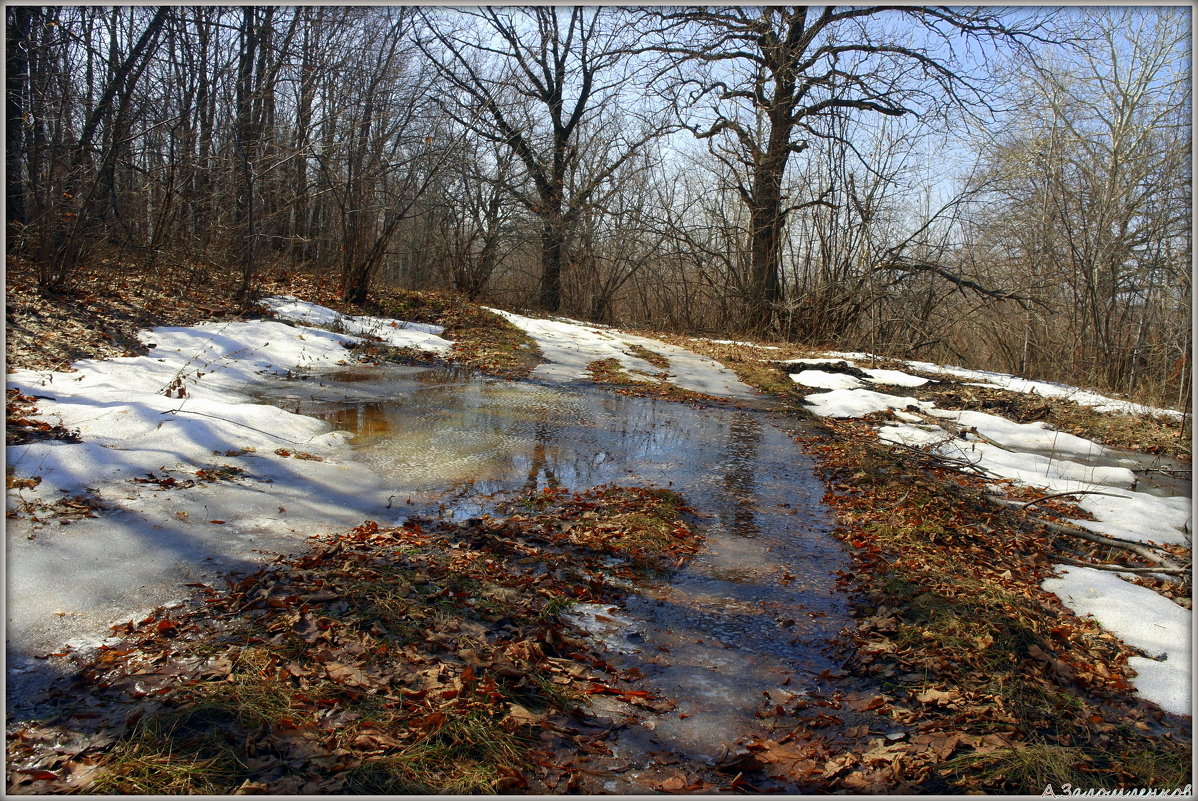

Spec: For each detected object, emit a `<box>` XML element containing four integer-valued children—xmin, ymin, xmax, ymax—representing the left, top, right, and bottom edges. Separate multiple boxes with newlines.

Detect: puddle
<box><xmin>1014</xmin><ymin>442</ymin><xmax>1191</xmax><ymax>498</ymax></box>
<box><xmin>254</xmin><ymin>367</ymin><xmax>854</xmax><ymax>765</ymax></box>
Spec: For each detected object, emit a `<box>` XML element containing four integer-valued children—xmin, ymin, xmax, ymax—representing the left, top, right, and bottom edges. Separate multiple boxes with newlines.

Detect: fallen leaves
<box><xmin>769</xmin><ymin>422</ymin><xmax>1193</xmax><ymax>794</ymax></box>
<box><xmin>7</xmin><ymin>484</ymin><xmax>705</xmax><ymax>795</ymax></box>
<box><xmin>5</xmin><ymin>388</ymin><xmax>82</xmax><ymax>445</ymax></box>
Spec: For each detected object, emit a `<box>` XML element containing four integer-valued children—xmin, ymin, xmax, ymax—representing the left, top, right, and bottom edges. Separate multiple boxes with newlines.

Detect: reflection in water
<box><xmin>253</xmin><ymin>369</ymin><xmax>853</xmax><ymax>765</ymax></box>
<box><xmin>723</xmin><ymin>413</ymin><xmax>763</xmax><ymax>538</ymax></box>
<box><xmin>316</xmin><ymin>403</ymin><xmax>391</xmax><ymax>439</ymax></box>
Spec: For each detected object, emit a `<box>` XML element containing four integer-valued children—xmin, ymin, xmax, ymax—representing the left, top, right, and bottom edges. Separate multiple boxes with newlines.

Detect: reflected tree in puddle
<box><xmin>722</xmin><ymin>412</ymin><xmax>764</xmax><ymax>538</ymax></box>
<box><xmin>252</xmin><ymin>367</ymin><xmax>854</xmax><ymax>763</ymax></box>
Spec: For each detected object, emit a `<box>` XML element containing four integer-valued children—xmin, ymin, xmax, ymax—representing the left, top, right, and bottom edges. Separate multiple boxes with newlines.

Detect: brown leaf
<box><xmin>915</xmin><ymin>688</ymin><xmax>962</xmax><ymax>707</ymax></box>
<box><xmin>351</xmin><ymin>731</ymin><xmax>405</xmax><ymax>752</ymax></box>
<box><xmin>502</xmin><ymin>702</ymin><xmax>543</xmax><ymax>731</ymax></box>
<box><xmin>757</xmin><ymin>739</ymin><xmax>819</xmax><ymax>780</ymax></box>
<box><xmin>655</xmin><ymin>773</ymin><xmax>702</xmax><ymax>793</ymax></box>
<box><xmin>325</xmin><ymin>661</ymin><xmax>370</xmax><ymax>688</ymax></box>
<box><xmin>292</xmin><ymin>614</ymin><xmax>320</xmax><ymax>643</ymax></box>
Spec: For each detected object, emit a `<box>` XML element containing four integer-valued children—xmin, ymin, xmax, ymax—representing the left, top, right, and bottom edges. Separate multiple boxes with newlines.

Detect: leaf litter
<box><xmin>6</xmin><ymin>484</ymin><xmax>735</xmax><ymax>794</ymax></box>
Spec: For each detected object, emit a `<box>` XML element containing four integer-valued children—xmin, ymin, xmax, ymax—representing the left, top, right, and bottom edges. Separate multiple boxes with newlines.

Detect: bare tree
<box><xmin>969</xmin><ymin>7</ymin><xmax>1190</xmax><ymax>401</ymax></box>
<box><xmin>648</xmin><ymin>6</ymin><xmax>1045</xmax><ymax>333</ymax></box>
<box><xmin>418</xmin><ymin>7</ymin><xmax>669</xmax><ymax>313</ymax></box>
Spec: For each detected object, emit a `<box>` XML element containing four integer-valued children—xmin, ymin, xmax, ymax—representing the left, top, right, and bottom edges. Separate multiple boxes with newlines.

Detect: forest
<box><xmin>5</xmin><ymin>6</ymin><xmax>1194</xmax><ymax>794</ymax></box>
<box><xmin>6</xmin><ymin>5</ymin><xmax>1191</xmax><ymax>406</ymax></box>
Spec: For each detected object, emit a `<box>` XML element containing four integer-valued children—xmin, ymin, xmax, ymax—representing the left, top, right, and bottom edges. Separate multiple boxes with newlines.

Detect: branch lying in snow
<box><xmin>161</xmin><ymin>408</ymin><xmax>319</xmax><ymax>446</ymax></box>
<box><xmin>982</xmin><ymin>493</ymin><xmax>1184</xmax><ymax>571</ymax></box>
<box><xmin>878</xmin><ymin>434</ymin><xmax>1007</xmax><ymax>481</ymax></box>
<box><xmin>1015</xmin><ymin>489</ymin><xmax>1135</xmax><ymax>511</ymax></box>
<box><xmin>1051</xmin><ymin>555</ymin><xmax>1190</xmax><ymax>577</ymax></box>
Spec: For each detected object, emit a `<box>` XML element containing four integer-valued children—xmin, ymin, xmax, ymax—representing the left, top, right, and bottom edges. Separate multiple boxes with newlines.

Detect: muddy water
<box><xmin>255</xmin><ymin>366</ymin><xmax>852</xmax><ymax>767</ymax></box>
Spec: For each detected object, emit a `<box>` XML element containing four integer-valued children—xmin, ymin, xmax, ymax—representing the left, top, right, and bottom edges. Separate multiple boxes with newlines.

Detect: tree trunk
<box><xmin>744</xmin><ymin>116</ymin><xmax>792</xmax><ymax>333</ymax></box>
<box><xmin>539</xmin><ymin>212</ymin><xmax>565</xmax><ymax>313</ymax></box>
<box><xmin>6</xmin><ymin>7</ymin><xmax>35</xmax><ymax>226</ymax></box>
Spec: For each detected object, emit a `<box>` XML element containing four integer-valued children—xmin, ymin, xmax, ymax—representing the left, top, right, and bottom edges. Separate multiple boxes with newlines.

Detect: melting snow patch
<box><xmin>790</xmin><ymin>370</ymin><xmax>865</xmax><ymax>390</ymax></box>
<box><xmin>860</xmin><ymin>368</ymin><xmax>930</xmax><ymax>388</ymax></box>
<box><xmin>1043</xmin><ymin>566</ymin><xmax>1190</xmax><ymax>717</ymax></box>
<box><xmin>5</xmin><ymin>316</ymin><xmax>417</xmax><ymax>659</ymax></box>
<box><xmin>489</xmin><ymin>308</ymin><xmax>758</xmax><ymax>400</ymax></box>
<box><xmin>931</xmin><ymin>439</ymin><xmax>1137</xmax><ymax>492</ymax></box>
<box><xmin>803</xmin><ymin>388</ymin><xmax>931</xmax><ymax>418</ymax></box>
<box><xmin>1072</xmin><ymin>491</ymin><xmax>1192</xmax><ymax>547</ymax></box>
<box><xmin>901</xmin><ymin>359</ymin><xmax>1184</xmax><ymax>420</ymax></box>
<box><xmin>260</xmin><ymin>295</ymin><xmax>452</xmax><ymax>352</ymax></box>
<box><xmin>928</xmin><ymin>408</ymin><xmax>1114</xmax><ymax>462</ymax></box>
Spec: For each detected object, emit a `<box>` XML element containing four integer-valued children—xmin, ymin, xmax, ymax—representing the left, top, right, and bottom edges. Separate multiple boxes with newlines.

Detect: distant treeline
<box><xmin>5</xmin><ymin>7</ymin><xmax>1190</xmax><ymax>407</ymax></box>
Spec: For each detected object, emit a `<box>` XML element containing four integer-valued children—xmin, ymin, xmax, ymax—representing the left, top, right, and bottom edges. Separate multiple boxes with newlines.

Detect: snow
<box><xmin>939</xmin><ymin>439</ymin><xmax>1135</xmax><ymax>492</ymax></box>
<box><xmin>802</xmin><ymin>388</ymin><xmax>932</xmax><ymax>418</ymax></box>
<box><xmin>1072</xmin><ymin>492</ymin><xmax>1193</xmax><ymax>547</ymax></box>
<box><xmin>488</xmin><ymin>308</ymin><xmax>759</xmax><ymax>400</ymax></box>
<box><xmin>790</xmin><ymin>370</ymin><xmax>865</xmax><ymax>390</ymax></box>
<box><xmin>5</xmin><ymin>304</ymin><xmax>1188</xmax><ymax>721</ymax></box>
<box><xmin>878</xmin><ymin>424</ymin><xmax>1138</xmax><ymax>493</ymax></box>
<box><xmin>821</xmin><ymin>355</ymin><xmax>1191</xmax><ymax>716</ymax></box>
<box><xmin>691</xmin><ymin>338</ymin><xmax>782</xmax><ymax>350</ymax></box>
<box><xmin>791</xmin><ymin>368</ymin><xmax>929</xmax><ymax>391</ymax></box>
<box><xmin>860</xmin><ymin>368</ymin><xmax>931</xmax><ymax>388</ymax></box>
<box><xmin>1042</xmin><ymin>566</ymin><xmax>1190</xmax><ymax>717</ymax></box>
<box><xmin>803</xmin><ymin>351</ymin><xmax>1185</xmax><ymax>420</ymax></box>
<box><xmin>877</xmin><ymin>423</ymin><xmax>954</xmax><ymax>449</ymax></box>
<box><xmin>6</xmin><ymin>317</ymin><xmax>444</xmax><ymax>660</ymax></box>
<box><xmin>260</xmin><ymin>295</ymin><xmax>453</xmax><ymax>352</ymax></box>
<box><xmin>927</xmin><ymin>408</ymin><xmax>1117</xmax><ymax>462</ymax></box>
<box><xmin>898</xmin><ymin>359</ymin><xmax>1185</xmax><ymax>421</ymax></box>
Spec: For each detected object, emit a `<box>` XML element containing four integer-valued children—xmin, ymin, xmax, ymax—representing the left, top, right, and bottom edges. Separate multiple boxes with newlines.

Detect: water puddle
<box><xmin>1014</xmin><ymin>442</ymin><xmax>1191</xmax><ymax>498</ymax></box>
<box><xmin>253</xmin><ymin>367</ymin><xmax>853</xmax><ymax>767</ymax></box>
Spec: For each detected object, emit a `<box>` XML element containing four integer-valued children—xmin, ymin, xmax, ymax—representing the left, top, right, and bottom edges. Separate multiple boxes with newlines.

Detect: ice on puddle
<box><xmin>563</xmin><ymin>603</ymin><xmax>642</xmax><ymax>653</ymax></box>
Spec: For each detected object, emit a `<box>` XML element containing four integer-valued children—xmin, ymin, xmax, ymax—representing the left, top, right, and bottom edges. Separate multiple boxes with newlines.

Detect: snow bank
<box><xmin>835</xmin><ymin>353</ymin><xmax>1191</xmax><ymax>717</ymax></box>
<box><xmin>7</xmin><ymin>321</ymin><xmax>364</xmax><ymax>498</ymax></box>
<box><xmin>488</xmin><ymin>308</ymin><xmax>759</xmax><ymax>400</ymax></box>
<box><xmin>1073</xmin><ymin>492</ymin><xmax>1192</xmax><ymax>547</ymax></box>
<box><xmin>790</xmin><ymin>370</ymin><xmax>865</xmax><ymax>390</ymax></box>
<box><xmin>803</xmin><ymin>388</ymin><xmax>932</xmax><ymax>418</ymax></box>
<box><xmin>791</xmin><ymin>367</ymin><xmax>930</xmax><ymax>391</ymax></box>
<box><xmin>1042</xmin><ymin>566</ymin><xmax>1190</xmax><ymax>717</ymax></box>
<box><xmin>260</xmin><ymin>295</ymin><xmax>453</xmax><ymax>352</ymax></box>
<box><xmin>892</xmin><ymin>357</ymin><xmax>1184</xmax><ymax>420</ymax></box>
<box><xmin>806</xmin><ymin>351</ymin><xmax>1184</xmax><ymax>420</ymax></box>
<box><xmin>6</xmin><ymin>318</ymin><xmax>415</xmax><ymax>659</ymax></box>
<box><xmin>928</xmin><ymin>408</ymin><xmax>1115</xmax><ymax>462</ymax></box>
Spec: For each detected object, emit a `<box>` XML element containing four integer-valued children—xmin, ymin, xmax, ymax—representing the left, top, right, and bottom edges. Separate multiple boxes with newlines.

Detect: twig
<box><xmin>160</xmin><ymin>408</ymin><xmax>317</xmax><ymax>446</ymax></box>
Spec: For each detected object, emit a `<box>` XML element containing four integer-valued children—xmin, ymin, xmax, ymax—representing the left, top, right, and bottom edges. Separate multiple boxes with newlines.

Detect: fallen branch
<box><xmin>982</xmin><ymin>493</ymin><xmax>1183</xmax><ymax>571</ymax></box>
<box><xmin>1015</xmin><ymin>489</ymin><xmax>1133</xmax><ymax>511</ymax></box>
<box><xmin>1051</xmin><ymin>555</ymin><xmax>1190</xmax><ymax>577</ymax></box>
